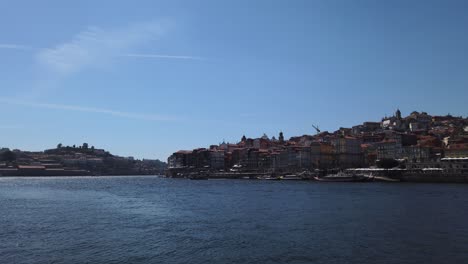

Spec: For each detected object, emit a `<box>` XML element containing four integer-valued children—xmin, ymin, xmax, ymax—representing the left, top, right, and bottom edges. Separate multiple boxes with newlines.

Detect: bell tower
<box><xmin>396</xmin><ymin>109</ymin><xmax>402</xmax><ymax>120</ymax></box>
<box><xmin>279</xmin><ymin>131</ymin><xmax>284</xmax><ymax>143</ymax></box>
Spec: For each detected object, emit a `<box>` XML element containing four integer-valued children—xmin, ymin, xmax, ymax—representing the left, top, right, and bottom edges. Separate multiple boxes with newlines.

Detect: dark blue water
<box><xmin>1</xmin><ymin>177</ymin><xmax>467</xmax><ymax>264</ymax></box>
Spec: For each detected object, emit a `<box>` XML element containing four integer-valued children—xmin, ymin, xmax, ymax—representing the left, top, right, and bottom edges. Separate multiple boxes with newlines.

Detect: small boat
<box><xmin>314</xmin><ymin>172</ymin><xmax>374</xmax><ymax>182</ymax></box>
<box><xmin>282</xmin><ymin>174</ymin><xmax>302</xmax><ymax>180</ymax></box>
<box><xmin>262</xmin><ymin>176</ymin><xmax>283</xmax><ymax>180</ymax></box>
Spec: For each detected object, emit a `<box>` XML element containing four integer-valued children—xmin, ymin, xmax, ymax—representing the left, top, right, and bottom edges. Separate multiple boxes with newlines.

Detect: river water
<box><xmin>0</xmin><ymin>176</ymin><xmax>467</xmax><ymax>264</ymax></box>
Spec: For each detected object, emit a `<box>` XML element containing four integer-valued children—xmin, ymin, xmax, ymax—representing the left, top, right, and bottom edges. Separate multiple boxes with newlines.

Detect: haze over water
<box><xmin>1</xmin><ymin>176</ymin><xmax>467</xmax><ymax>264</ymax></box>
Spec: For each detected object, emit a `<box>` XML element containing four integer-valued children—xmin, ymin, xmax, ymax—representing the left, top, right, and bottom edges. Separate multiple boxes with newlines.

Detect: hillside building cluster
<box><xmin>167</xmin><ymin>110</ymin><xmax>468</xmax><ymax>176</ymax></box>
<box><xmin>0</xmin><ymin>143</ymin><xmax>166</xmax><ymax>176</ymax></box>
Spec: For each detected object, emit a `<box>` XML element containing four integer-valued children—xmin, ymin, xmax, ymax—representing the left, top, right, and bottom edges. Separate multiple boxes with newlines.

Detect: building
<box><xmin>168</xmin><ymin>150</ymin><xmax>192</xmax><ymax>168</ymax></box>
<box><xmin>331</xmin><ymin>137</ymin><xmax>363</xmax><ymax>168</ymax></box>
<box><xmin>402</xmin><ymin>145</ymin><xmax>431</xmax><ymax>163</ymax></box>
<box><xmin>375</xmin><ymin>140</ymin><xmax>402</xmax><ymax>160</ymax></box>
<box><xmin>445</xmin><ymin>144</ymin><xmax>468</xmax><ymax>158</ymax></box>
<box><xmin>209</xmin><ymin>150</ymin><xmax>225</xmax><ymax>170</ymax></box>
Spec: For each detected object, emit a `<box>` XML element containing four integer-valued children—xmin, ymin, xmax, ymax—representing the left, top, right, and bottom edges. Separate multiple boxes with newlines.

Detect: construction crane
<box><xmin>312</xmin><ymin>124</ymin><xmax>321</xmax><ymax>134</ymax></box>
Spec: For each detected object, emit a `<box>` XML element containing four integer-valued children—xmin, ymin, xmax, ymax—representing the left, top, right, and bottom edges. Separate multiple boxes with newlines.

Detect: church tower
<box><xmin>396</xmin><ymin>109</ymin><xmax>402</xmax><ymax>120</ymax></box>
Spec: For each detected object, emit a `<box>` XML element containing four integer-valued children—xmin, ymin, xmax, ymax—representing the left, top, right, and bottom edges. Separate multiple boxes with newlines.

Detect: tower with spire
<box><xmin>396</xmin><ymin>108</ymin><xmax>402</xmax><ymax>120</ymax></box>
<box><xmin>279</xmin><ymin>131</ymin><xmax>284</xmax><ymax>143</ymax></box>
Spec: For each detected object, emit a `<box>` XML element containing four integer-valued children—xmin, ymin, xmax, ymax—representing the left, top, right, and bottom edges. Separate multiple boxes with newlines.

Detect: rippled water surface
<box><xmin>1</xmin><ymin>176</ymin><xmax>467</xmax><ymax>264</ymax></box>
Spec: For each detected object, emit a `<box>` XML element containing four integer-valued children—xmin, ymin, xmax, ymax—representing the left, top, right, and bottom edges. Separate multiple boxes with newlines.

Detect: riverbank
<box><xmin>2</xmin><ymin>171</ymin><xmax>467</xmax><ymax>183</ymax></box>
<box><xmin>165</xmin><ymin>168</ymin><xmax>468</xmax><ymax>183</ymax></box>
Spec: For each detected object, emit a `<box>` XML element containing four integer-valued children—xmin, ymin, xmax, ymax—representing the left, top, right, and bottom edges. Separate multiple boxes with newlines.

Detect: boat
<box><xmin>314</xmin><ymin>172</ymin><xmax>374</xmax><ymax>182</ymax></box>
<box><xmin>261</xmin><ymin>175</ymin><xmax>283</xmax><ymax>180</ymax></box>
<box><xmin>281</xmin><ymin>174</ymin><xmax>303</xmax><ymax>180</ymax></box>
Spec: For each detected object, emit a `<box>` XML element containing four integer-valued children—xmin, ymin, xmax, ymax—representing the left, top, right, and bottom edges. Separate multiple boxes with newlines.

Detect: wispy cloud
<box><xmin>121</xmin><ymin>53</ymin><xmax>204</xmax><ymax>60</ymax></box>
<box><xmin>5</xmin><ymin>22</ymin><xmax>202</xmax><ymax>100</ymax></box>
<box><xmin>0</xmin><ymin>97</ymin><xmax>176</xmax><ymax>122</ymax></box>
<box><xmin>36</xmin><ymin>21</ymin><xmax>165</xmax><ymax>75</ymax></box>
<box><xmin>3</xmin><ymin>22</ymin><xmax>202</xmax><ymax>75</ymax></box>
<box><xmin>0</xmin><ymin>44</ymin><xmax>33</xmax><ymax>50</ymax></box>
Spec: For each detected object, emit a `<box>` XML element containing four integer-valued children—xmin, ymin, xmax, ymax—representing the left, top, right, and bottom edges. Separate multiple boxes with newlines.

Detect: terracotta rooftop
<box><xmin>176</xmin><ymin>150</ymin><xmax>193</xmax><ymax>154</ymax></box>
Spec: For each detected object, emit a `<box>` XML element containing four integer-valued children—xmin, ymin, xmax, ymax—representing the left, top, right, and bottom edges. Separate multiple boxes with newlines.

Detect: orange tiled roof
<box><xmin>176</xmin><ymin>150</ymin><xmax>193</xmax><ymax>154</ymax></box>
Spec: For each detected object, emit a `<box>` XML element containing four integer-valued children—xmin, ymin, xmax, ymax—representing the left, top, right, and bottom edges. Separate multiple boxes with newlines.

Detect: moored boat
<box><xmin>282</xmin><ymin>174</ymin><xmax>303</xmax><ymax>180</ymax></box>
<box><xmin>314</xmin><ymin>172</ymin><xmax>374</xmax><ymax>182</ymax></box>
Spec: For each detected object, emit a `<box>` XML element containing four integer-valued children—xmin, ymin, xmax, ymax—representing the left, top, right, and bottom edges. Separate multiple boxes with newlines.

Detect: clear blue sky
<box><xmin>1</xmin><ymin>0</ymin><xmax>467</xmax><ymax>160</ymax></box>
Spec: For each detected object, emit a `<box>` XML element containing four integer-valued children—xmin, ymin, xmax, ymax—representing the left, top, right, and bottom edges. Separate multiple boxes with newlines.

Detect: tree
<box><xmin>82</xmin><ymin>143</ymin><xmax>89</xmax><ymax>149</ymax></box>
<box><xmin>73</xmin><ymin>144</ymin><xmax>76</xmax><ymax>148</ymax></box>
<box><xmin>1</xmin><ymin>150</ymin><xmax>16</xmax><ymax>163</ymax></box>
<box><xmin>57</xmin><ymin>143</ymin><xmax>62</xmax><ymax>149</ymax></box>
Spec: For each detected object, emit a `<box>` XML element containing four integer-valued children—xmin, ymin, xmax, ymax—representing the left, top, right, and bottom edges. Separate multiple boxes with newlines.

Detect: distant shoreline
<box><xmin>0</xmin><ymin>174</ymin><xmax>163</xmax><ymax>178</ymax></box>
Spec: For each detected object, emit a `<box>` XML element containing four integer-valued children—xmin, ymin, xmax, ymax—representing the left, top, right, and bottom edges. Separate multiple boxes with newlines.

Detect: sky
<box><xmin>1</xmin><ymin>0</ymin><xmax>467</xmax><ymax>160</ymax></box>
